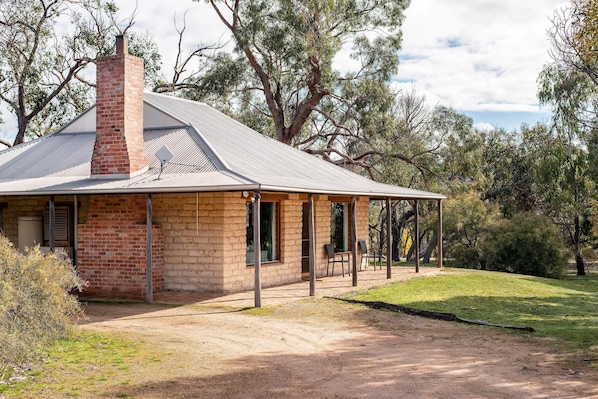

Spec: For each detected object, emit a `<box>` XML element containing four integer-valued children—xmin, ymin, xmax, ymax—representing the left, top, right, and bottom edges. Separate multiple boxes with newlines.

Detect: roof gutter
<box><xmin>0</xmin><ymin>183</ymin><xmax>445</xmax><ymax>200</ymax></box>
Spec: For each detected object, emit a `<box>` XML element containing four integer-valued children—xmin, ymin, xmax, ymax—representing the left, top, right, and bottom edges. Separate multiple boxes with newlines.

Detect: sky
<box><xmin>393</xmin><ymin>0</ymin><xmax>568</xmax><ymax>131</ymax></box>
<box><xmin>0</xmin><ymin>0</ymin><xmax>571</xmax><ymax>143</ymax></box>
<box><xmin>113</xmin><ymin>0</ymin><xmax>567</xmax><ymax>132</ymax></box>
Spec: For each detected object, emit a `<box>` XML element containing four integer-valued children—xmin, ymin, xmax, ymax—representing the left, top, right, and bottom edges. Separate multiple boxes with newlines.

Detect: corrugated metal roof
<box><xmin>0</xmin><ymin>133</ymin><xmax>92</xmax><ymax>178</ymax></box>
<box><xmin>0</xmin><ymin>92</ymin><xmax>445</xmax><ymax>200</ymax></box>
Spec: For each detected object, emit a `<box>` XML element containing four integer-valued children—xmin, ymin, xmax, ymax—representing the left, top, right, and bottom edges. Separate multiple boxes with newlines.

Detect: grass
<box><xmin>0</xmin><ymin>332</ymin><xmax>160</xmax><ymax>398</ymax></box>
<box><xmin>350</xmin><ymin>268</ymin><xmax>598</xmax><ymax>359</ymax></box>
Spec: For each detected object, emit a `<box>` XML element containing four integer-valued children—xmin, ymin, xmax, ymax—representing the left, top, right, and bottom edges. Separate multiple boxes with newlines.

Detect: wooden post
<box><xmin>146</xmin><ymin>194</ymin><xmax>153</xmax><ymax>303</ymax></box>
<box><xmin>414</xmin><ymin>200</ymin><xmax>420</xmax><ymax>273</ymax></box>
<box><xmin>351</xmin><ymin>197</ymin><xmax>358</xmax><ymax>287</ymax></box>
<box><xmin>308</xmin><ymin>194</ymin><xmax>316</xmax><ymax>296</ymax></box>
<box><xmin>73</xmin><ymin>195</ymin><xmax>78</xmax><ymax>267</ymax></box>
<box><xmin>386</xmin><ymin>198</ymin><xmax>392</xmax><ymax>279</ymax></box>
<box><xmin>253</xmin><ymin>192</ymin><xmax>262</xmax><ymax>308</ymax></box>
<box><xmin>437</xmin><ymin>199</ymin><xmax>443</xmax><ymax>268</ymax></box>
<box><xmin>49</xmin><ymin>196</ymin><xmax>55</xmax><ymax>252</ymax></box>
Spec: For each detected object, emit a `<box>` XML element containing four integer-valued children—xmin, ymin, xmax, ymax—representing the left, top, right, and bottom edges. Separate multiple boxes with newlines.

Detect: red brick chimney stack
<box><xmin>91</xmin><ymin>35</ymin><xmax>148</xmax><ymax>179</ymax></box>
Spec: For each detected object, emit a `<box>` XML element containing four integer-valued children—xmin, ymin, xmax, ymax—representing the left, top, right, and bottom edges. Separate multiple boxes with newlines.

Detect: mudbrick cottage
<box><xmin>0</xmin><ymin>36</ymin><xmax>445</xmax><ymax>306</ymax></box>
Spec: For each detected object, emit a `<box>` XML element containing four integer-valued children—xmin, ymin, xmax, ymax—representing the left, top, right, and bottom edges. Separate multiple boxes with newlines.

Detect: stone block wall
<box><xmin>151</xmin><ymin>192</ymin><xmax>246</xmax><ymax>292</ymax></box>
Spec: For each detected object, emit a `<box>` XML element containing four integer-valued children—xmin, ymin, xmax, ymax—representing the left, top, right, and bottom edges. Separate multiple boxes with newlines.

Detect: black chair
<box><xmin>325</xmin><ymin>243</ymin><xmax>351</xmax><ymax>277</ymax></box>
<box><xmin>358</xmin><ymin>240</ymin><xmax>382</xmax><ymax>270</ymax></box>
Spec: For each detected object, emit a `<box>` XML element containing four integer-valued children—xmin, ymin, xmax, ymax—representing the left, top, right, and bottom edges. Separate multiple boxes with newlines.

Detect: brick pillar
<box><xmin>91</xmin><ymin>35</ymin><xmax>148</xmax><ymax>179</ymax></box>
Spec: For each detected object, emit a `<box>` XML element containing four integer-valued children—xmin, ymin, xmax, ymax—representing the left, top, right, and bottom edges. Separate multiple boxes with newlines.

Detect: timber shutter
<box><xmin>44</xmin><ymin>206</ymin><xmax>70</xmax><ymax>242</ymax></box>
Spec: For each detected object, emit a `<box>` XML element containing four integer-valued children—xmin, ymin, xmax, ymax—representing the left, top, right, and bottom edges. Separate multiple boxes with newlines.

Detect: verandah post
<box><xmin>253</xmin><ymin>192</ymin><xmax>262</xmax><ymax>308</ymax></box>
<box><xmin>308</xmin><ymin>194</ymin><xmax>316</xmax><ymax>296</ymax></box>
<box><xmin>351</xmin><ymin>197</ymin><xmax>358</xmax><ymax>287</ymax></box>
<box><xmin>386</xmin><ymin>198</ymin><xmax>392</xmax><ymax>279</ymax></box>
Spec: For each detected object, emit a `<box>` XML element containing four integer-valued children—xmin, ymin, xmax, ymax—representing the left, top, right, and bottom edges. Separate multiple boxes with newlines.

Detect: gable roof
<box><xmin>0</xmin><ymin>92</ymin><xmax>444</xmax><ymax>200</ymax></box>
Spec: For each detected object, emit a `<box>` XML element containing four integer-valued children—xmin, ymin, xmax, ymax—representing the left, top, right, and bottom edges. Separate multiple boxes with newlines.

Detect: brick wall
<box><xmin>91</xmin><ymin>35</ymin><xmax>147</xmax><ymax>178</ymax></box>
<box><xmin>77</xmin><ymin>194</ymin><xmax>164</xmax><ymax>300</ymax></box>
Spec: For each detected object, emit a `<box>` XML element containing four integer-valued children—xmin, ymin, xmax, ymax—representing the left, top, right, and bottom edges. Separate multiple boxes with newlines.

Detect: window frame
<box><xmin>331</xmin><ymin>202</ymin><xmax>350</xmax><ymax>251</ymax></box>
<box><xmin>246</xmin><ymin>200</ymin><xmax>281</xmax><ymax>265</ymax></box>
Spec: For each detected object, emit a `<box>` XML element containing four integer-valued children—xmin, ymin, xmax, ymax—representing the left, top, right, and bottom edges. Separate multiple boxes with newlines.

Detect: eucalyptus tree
<box><xmin>0</xmin><ymin>0</ymin><xmax>161</xmax><ymax>147</ymax></box>
<box><xmin>542</xmin><ymin>0</ymin><xmax>598</xmax><ymax>131</ymax></box>
<box><xmin>536</xmin><ymin>0</ymin><xmax>598</xmax><ymax>275</ymax></box>
<box><xmin>520</xmin><ymin>121</ymin><xmax>594</xmax><ymax>276</ymax></box>
<box><xmin>187</xmin><ymin>0</ymin><xmax>409</xmax><ymax>153</ymax></box>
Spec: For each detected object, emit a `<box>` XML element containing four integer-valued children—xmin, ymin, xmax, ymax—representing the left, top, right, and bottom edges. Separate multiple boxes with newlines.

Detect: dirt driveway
<box><xmin>80</xmin><ymin>281</ymin><xmax>598</xmax><ymax>398</ymax></box>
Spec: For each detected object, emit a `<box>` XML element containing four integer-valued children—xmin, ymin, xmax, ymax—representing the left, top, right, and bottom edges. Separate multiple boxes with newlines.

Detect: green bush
<box><xmin>443</xmin><ymin>191</ymin><xmax>502</xmax><ymax>269</ymax></box>
<box><xmin>482</xmin><ymin>212</ymin><xmax>569</xmax><ymax>278</ymax></box>
<box><xmin>0</xmin><ymin>236</ymin><xmax>86</xmax><ymax>380</ymax></box>
<box><xmin>451</xmin><ymin>246</ymin><xmax>482</xmax><ymax>269</ymax></box>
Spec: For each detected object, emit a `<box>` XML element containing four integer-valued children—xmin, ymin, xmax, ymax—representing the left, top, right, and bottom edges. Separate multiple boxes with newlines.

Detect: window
<box><xmin>331</xmin><ymin>203</ymin><xmax>349</xmax><ymax>251</ymax></box>
<box><xmin>246</xmin><ymin>202</ymin><xmax>279</xmax><ymax>264</ymax></box>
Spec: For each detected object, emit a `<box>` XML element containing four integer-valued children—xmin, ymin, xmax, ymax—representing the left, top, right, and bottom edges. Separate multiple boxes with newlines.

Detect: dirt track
<box><xmin>80</xmin><ymin>298</ymin><xmax>598</xmax><ymax>399</ymax></box>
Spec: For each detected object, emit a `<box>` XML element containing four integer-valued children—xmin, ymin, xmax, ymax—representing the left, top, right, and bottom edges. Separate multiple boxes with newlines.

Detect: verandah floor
<box><xmin>151</xmin><ymin>265</ymin><xmax>444</xmax><ymax>307</ymax></box>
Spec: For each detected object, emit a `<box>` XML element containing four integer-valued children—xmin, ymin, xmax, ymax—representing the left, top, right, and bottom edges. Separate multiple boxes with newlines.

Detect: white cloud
<box><xmin>115</xmin><ymin>1</ymin><xmax>232</xmax><ymax>73</ymax></box>
<box><xmin>474</xmin><ymin>122</ymin><xmax>496</xmax><ymax>132</ymax></box>
<box><xmin>396</xmin><ymin>0</ymin><xmax>569</xmax><ymax>115</ymax></box>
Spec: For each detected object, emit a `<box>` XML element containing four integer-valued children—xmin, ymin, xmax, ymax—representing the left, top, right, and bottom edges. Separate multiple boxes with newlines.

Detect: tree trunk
<box><xmin>574</xmin><ymin>214</ymin><xmax>586</xmax><ymax>276</ymax></box>
<box><xmin>575</xmin><ymin>248</ymin><xmax>586</xmax><ymax>276</ymax></box>
<box><xmin>423</xmin><ymin>232</ymin><xmax>437</xmax><ymax>264</ymax></box>
<box><xmin>406</xmin><ymin>242</ymin><xmax>414</xmax><ymax>261</ymax></box>
<box><xmin>393</xmin><ymin>207</ymin><xmax>415</xmax><ymax>261</ymax></box>
<box><xmin>13</xmin><ymin>112</ymin><xmax>28</xmax><ymax>146</ymax></box>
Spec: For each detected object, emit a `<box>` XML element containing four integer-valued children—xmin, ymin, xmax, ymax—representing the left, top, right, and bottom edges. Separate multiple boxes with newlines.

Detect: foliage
<box><xmin>352</xmin><ymin>269</ymin><xmax>598</xmax><ymax>353</ymax></box>
<box><xmin>0</xmin><ymin>0</ymin><xmax>162</xmax><ymax>147</ymax></box>
<box><xmin>442</xmin><ymin>191</ymin><xmax>502</xmax><ymax>268</ymax></box>
<box><xmin>482</xmin><ymin>213</ymin><xmax>569</xmax><ymax>278</ymax></box>
<box><xmin>177</xmin><ymin>0</ymin><xmax>411</xmax><ymax>175</ymax></box>
<box><xmin>0</xmin><ymin>236</ymin><xmax>85</xmax><ymax>380</ymax></box>
<box><xmin>536</xmin><ymin>72</ymin><xmax>596</xmax><ymax>275</ymax></box>
<box><xmin>541</xmin><ymin>0</ymin><xmax>598</xmax><ymax>131</ymax></box>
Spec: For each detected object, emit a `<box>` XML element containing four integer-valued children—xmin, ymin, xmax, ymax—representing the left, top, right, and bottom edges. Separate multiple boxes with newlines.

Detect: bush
<box><xmin>481</xmin><ymin>213</ymin><xmax>569</xmax><ymax>278</ymax></box>
<box><xmin>451</xmin><ymin>246</ymin><xmax>482</xmax><ymax>269</ymax></box>
<box><xmin>0</xmin><ymin>236</ymin><xmax>86</xmax><ymax>380</ymax></box>
<box><xmin>443</xmin><ymin>191</ymin><xmax>502</xmax><ymax>269</ymax></box>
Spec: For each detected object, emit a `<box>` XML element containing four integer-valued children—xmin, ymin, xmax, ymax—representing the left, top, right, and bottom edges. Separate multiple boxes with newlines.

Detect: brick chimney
<box><xmin>91</xmin><ymin>35</ymin><xmax>148</xmax><ymax>179</ymax></box>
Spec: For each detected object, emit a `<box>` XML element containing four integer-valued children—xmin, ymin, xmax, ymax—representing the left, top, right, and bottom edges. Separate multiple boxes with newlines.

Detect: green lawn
<box><xmin>351</xmin><ymin>268</ymin><xmax>598</xmax><ymax>356</ymax></box>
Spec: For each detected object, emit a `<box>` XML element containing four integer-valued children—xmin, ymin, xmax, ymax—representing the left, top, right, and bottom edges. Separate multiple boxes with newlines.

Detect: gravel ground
<box><xmin>77</xmin><ymin>298</ymin><xmax>598</xmax><ymax>399</ymax></box>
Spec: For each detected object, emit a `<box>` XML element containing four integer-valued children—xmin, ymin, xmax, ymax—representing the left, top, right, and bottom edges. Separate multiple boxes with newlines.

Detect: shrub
<box><xmin>443</xmin><ymin>191</ymin><xmax>502</xmax><ymax>269</ymax></box>
<box><xmin>451</xmin><ymin>246</ymin><xmax>482</xmax><ymax>269</ymax></box>
<box><xmin>481</xmin><ymin>212</ymin><xmax>569</xmax><ymax>278</ymax></box>
<box><xmin>0</xmin><ymin>236</ymin><xmax>86</xmax><ymax>380</ymax></box>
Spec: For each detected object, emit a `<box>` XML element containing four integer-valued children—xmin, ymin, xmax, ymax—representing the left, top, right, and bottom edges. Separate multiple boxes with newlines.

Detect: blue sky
<box><xmin>0</xmin><ymin>0</ymin><xmax>571</xmax><ymax>142</ymax></box>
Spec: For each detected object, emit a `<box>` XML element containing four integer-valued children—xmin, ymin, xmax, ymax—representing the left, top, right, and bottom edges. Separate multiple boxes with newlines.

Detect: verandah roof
<box><xmin>0</xmin><ymin>92</ymin><xmax>445</xmax><ymax>200</ymax></box>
